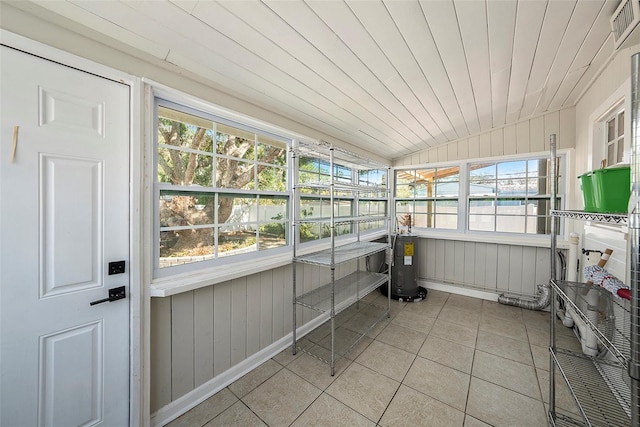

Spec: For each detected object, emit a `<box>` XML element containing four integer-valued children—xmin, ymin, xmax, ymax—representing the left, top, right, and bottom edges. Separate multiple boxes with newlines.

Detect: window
<box><xmin>605</xmin><ymin>108</ymin><xmax>625</xmax><ymax>166</ymax></box>
<box><xmin>394</xmin><ymin>155</ymin><xmax>562</xmax><ymax>236</ymax></box>
<box><xmin>155</xmin><ymin>102</ymin><xmax>289</xmax><ymax>274</ymax></box>
<box><xmin>297</xmin><ymin>157</ymin><xmax>387</xmax><ymax>242</ymax></box>
<box><xmin>468</xmin><ymin>158</ymin><xmax>559</xmax><ymax>234</ymax></box>
<box><xmin>394</xmin><ymin>167</ymin><xmax>459</xmax><ymax>230</ymax></box>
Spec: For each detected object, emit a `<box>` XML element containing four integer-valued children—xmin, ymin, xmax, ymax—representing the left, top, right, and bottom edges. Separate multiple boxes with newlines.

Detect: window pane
<box><xmin>257</xmin><ymin>166</ymin><xmax>286</xmax><ymax>191</ymax></box>
<box><xmin>396</xmin><ymin>184</ymin><xmax>414</xmax><ymax>198</ymax></box>
<box><xmin>259</xmin><ymin>226</ymin><xmax>287</xmax><ymax>250</ymax></box>
<box><xmin>497</xmin><ymin>161</ymin><xmax>527</xmax><ymax>179</ymax></box>
<box><xmin>395</xmin><ymin>170</ymin><xmax>415</xmax><ymax>185</ymax></box>
<box><xmin>218</xmin><ymin>226</ymin><xmax>257</xmax><ymax>257</ymax></box>
<box><xmin>359</xmin><ymin>169</ymin><xmax>386</xmax><ymax>187</ymax></box>
<box><xmin>158</xmin><ymin>148</ymin><xmax>213</xmax><ymax>186</ymax></box>
<box><xmin>497</xmin><ymin>178</ymin><xmax>526</xmax><ymax>196</ymax></box>
<box><xmin>434</xmin><ymin>214</ymin><xmax>457</xmax><ymax>229</ymax></box>
<box><xmin>158</xmin><ymin>108</ymin><xmax>213</xmax><ymax>152</ymax></box>
<box><xmin>469</xmin><ymin>215</ymin><xmax>494</xmax><ymax>231</ymax></box>
<box><xmin>607</xmin><ymin>118</ymin><xmax>616</xmax><ymax>142</ymax></box>
<box><xmin>256</xmin><ymin>136</ymin><xmax>286</xmax><ymax>164</ymax></box>
<box><xmin>469</xmin><ymin>180</ymin><xmax>496</xmax><ymax>196</ymax></box>
<box><xmin>608</xmin><ymin>143</ymin><xmax>615</xmax><ymax>166</ymax></box>
<box><xmin>395</xmin><ymin>200</ymin><xmax>411</xmax><ymax>215</ymax></box>
<box><xmin>159</xmin><ymin>228</ymin><xmax>214</xmax><ymax>268</ymax></box>
<box><xmin>412</xmin><ymin>213</ymin><xmax>431</xmax><ymax>228</ymax></box>
<box><xmin>334</xmin><ymin>164</ymin><xmax>352</xmax><ymax>183</ymax></box>
<box><xmin>216</xmin><ymin>123</ymin><xmax>256</xmax><ymax>158</ymax></box>
<box><xmin>334</xmin><ymin>199</ymin><xmax>353</xmax><ymax>217</ymax></box>
<box><xmin>216</xmin><ymin>158</ymin><xmax>254</xmax><ymax>189</ymax></box>
<box><xmin>360</xmin><ymin>220</ymin><xmax>386</xmax><ymax>231</ymax></box>
<box><xmin>496</xmin><ymin>215</ymin><xmax>525</xmax><ymax>233</ymax></box>
<box><xmin>435</xmin><ymin>200</ymin><xmax>458</xmax><ymax>214</ymax></box>
<box><xmin>436</xmin><ymin>167</ymin><xmax>459</xmax><ymax>182</ymax></box>
<box><xmin>617</xmin><ymin>139</ymin><xmax>624</xmax><ymax>164</ymax></box>
<box><xmin>527</xmin><ymin>160</ymin><xmax>541</xmax><ymax>177</ymax></box>
<box><xmin>469</xmin><ymin>199</ymin><xmax>495</xmax><ymax>215</ymax></box>
<box><xmin>527</xmin><ymin>177</ymin><xmax>548</xmax><ymax>196</ymax></box>
<box><xmin>496</xmin><ymin>198</ymin><xmax>527</xmax><ymax>216</ymax></box>
<box><xmin>160</xmin><ymin>191</ymin><xmax>215</xmax><ymax>226</ymax></box>
<box><xmin>259</xmin><ymin>196</ymin><xmax>288</xmax><ymax>221</ymax></box>
<box><xmin>470</xmin><ymin>163</ymin><xmax>495</xmax><ymax>181</ymax></box>
<box><xmin>359</xmin><ymin>200</ymin><xmax>386</xmax><ymax>216</ymax></box>
<box><xmin>218</xmin><ymin>194</ymin><xmax>257</xmax><ymax>225</ymax></box>
<box><xmin>618</xmin><ymin>112</ymin><xmax>624</xmax><ymax>137</ymax></box>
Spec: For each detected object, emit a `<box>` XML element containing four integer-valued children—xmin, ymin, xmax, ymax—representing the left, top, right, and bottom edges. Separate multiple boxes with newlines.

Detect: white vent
<box><xmin>611</xmin><ymin>0</ymin><xmax>640</xmax><ymax>49</ymax></box>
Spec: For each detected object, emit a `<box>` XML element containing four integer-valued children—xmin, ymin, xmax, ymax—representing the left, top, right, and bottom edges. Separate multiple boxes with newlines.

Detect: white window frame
<box><xmin>603</xmin><ymin>105</ymin><xmax>625</xmax><ymax>167</ymax></box>
<box><xmin>393</xmin><ymin>152</ymin><xmax>566</xmax><ymax>244</ymax></box>
<box><xmin>296</xmin><ymin>155</ymin><xmax>388</xmax><ymax>248</ymax></box>
<box><xmin>152</xmin><ymin>98</ymin><xmax>293</xmax><ymax>280</ymax></box>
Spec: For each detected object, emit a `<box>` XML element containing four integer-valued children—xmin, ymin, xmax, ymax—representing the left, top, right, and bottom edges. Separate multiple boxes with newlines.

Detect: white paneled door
<box><xmin>0</xmin><ymin>47</ymin><xmax>130</xmax><ymax>426</ymax></box>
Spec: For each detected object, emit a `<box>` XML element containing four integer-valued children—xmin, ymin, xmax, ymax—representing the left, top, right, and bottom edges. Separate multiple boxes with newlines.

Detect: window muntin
<box><xmin>394</xmin><ymin>166</ymin><xmax>459</xmax><ymax>229</ymax></box>
<box><xmin>156</xmin><ymin>103</ymin><xmax>289</xmax><ymax>273</ymax></box>
<box><xmin>468</xmin><ymin>157</ymin><xmax>559</xmax><ymax>234</ymax></box>
<box><xmin>395</xmin><ymin>156</ymin><xmax>562</xmax><ymax>236</ymax></box>
<box><xmin>606</xmin><ymin>109</ymin><xmax>625</xmax><ymax>166</ymax></box>
<box><xmin>297</xmin><ymin>159</ymin><xmax>387</xmax><ymax>243</ymax></box>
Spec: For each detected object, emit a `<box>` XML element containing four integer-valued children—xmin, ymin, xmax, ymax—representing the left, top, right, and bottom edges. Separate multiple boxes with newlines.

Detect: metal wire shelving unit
<box><xmin>548</xmin><ymin>132</ymin><xmax>636</xmax><ymax>426</ymax></box>
<box><xmin>290</xmin><ymin>141</ymin><xmax>391</xmax><ymax>375</ymax></box>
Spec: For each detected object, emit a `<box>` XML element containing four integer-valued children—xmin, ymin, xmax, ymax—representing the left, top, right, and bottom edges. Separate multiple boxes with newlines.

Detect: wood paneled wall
<box><xmin>150</xmin><ymin>259</ymin><xmax>360</xmax><ymax>412</ymax></box>
<box><xmin>150</xmin><ymin>241</ymin><xmax>549</xmax><ymax>413</ymax></box>
<box><xmin>417</xmin><ymin>239</ymin><xmax>551</xmax><ymax>297</ymax></box>
<box><xmin>393</xmin><ymin>108</ymin><xmax>575</xmax><ymax>166</ymax></box>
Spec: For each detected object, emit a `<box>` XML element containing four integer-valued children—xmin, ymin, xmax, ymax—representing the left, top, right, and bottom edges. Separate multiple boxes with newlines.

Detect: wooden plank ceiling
<box><xmin>8</xmin><ymin>0</ymin><xmax>621</xmax><ymax>160</ymax></box>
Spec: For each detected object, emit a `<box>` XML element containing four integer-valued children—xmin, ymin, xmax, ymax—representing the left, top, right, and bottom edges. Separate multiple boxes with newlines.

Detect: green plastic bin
<box><xmin>591</xmin><ymin>166</ymin><xmax>630</xmax><ymax>213</ymax></box>
<box><xmin>578</xmin><ymin>171</ymin><xmax>597</xmax><ymax>212</ymax></box>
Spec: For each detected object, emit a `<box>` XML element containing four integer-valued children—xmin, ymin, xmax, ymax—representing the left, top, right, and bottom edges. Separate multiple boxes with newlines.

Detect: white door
<box><xmin>0</xmin><ymin>46</ymin><xmax>130</xmax><ymax>426</ymax></box>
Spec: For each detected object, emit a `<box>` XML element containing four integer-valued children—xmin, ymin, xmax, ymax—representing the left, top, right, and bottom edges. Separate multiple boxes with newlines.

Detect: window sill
<box><xmin>407</xmin><ymin>228</ymin><xmax>568</xmax><ymax>249</ymax></box>
<box><xmin>149</xmin><ymin>251</ymin><xmax>293</xmax><ymax>297</ymax></box>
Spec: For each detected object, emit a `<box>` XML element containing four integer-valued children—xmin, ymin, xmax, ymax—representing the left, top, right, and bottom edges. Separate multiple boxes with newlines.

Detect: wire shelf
<box><xmin>294</xmin><ymin>241</ymin><xmax>388</xmax><ymax>266</ymax></box>
<box><xmin>296</xmin><ymin>215</ymin><xmax>387</xmax><ymax>225</ymax></box>
<box><xmin>551</xmin><ymin>279</ymin><xmax>631</xmax><ymax>368</ymax></box>
<box><xmin>296</xmin><ymin>300</ymin><xmax>389</xmax><ymax>365</ymax></box>
<box><xmin>552</xmin><ymin>349</ymin><xmax>630</xmax><ymax>426</ymax></box>
<box><xmin>291</xmin><ymin>140</ymin><xmax>389</xmax><ymax>171</ymax></box>
<box><xmin>295</xmin><ymin>271</ymin><xmax>387</xmax><ymax>313</ymax></box>
<box><xmin>547</xmin><ymin>412</ymin><xmax>588</xmax><ymax>427</ymax></box>
<box><xmin>294</xmin><ymin>181</ymin><xmax>387</xmax><ymax>193</ymax></box>
<box><xmin>550</xmin><ymin>210</ymin><xmax>628</xmax><ymax>225</ymax></box>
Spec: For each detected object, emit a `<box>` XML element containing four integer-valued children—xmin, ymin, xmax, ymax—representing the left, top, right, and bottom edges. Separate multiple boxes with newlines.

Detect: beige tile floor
<box><xmin>166</xmin><ymin>290</ymin><xmax>581</xmax><ymax>427</ymax></box>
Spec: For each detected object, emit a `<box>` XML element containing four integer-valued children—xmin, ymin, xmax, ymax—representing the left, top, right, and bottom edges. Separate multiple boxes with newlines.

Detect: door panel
<box><xmin>39</xmin><ymin>321</ymin><xmax>103</xmax><ymax>426</ymax></box>
<box><xmin>0</xmin><ymin>46</ymin><xmax>130</xmax><ymax>426</ymax></box>
<box><xmin>41</xmin><ymin>155</ymin><xmax>103</xmax><ymax>297</ymax></box>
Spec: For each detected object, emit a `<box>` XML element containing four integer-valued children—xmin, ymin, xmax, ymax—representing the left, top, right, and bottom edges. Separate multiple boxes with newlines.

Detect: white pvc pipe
<box><xmin>563</xmin><ymin>233</ymin><xmax>579</xmax><ymax>327</ymax></box>
<box><xmin>560</xmin><ymin>233</ymin><xmax>600</xmax><ymax>356</ymax></box>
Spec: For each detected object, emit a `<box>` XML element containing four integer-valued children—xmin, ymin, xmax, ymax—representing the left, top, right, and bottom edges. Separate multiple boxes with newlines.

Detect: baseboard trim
<box><xmin>150</xmin><ymin>314</ymin><xmax>328</xmax><ymax>426</ymax></box>
<box><xmin>419</xmin><ymin>280</ymin><xmax>500</xmax><ymax>302</ymax></box>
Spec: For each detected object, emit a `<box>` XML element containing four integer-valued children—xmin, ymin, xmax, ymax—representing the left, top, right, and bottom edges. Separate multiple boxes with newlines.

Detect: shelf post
<box><xmin>549</xmin><ymin>133</ymin><xmax>558</xmax><ymax>423</ymax></box>
<box><xmin>628</xmin><ymin>52</ymin><xmax>640</xmax><ymax>427</ymax></box>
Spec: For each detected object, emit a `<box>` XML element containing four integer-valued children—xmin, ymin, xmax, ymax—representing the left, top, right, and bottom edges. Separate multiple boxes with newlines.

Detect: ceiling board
<box><xmin>487</xmin><ymin>0</ymin><xmax>517</xmax><ymax>127</ymax></box>
<box><xmin>348</xmin><ymin>0</ymin><xmax>457</xmax><ymax>143</ymax></box>
<box><xmin>3</xmin><ymin>0</ymin><xmax>626</xmax><ymax>161</ymax></box>
<box><xmin>265</xmin><ymin>0</ymin><xmax>427</xmax><ymax>149</ymax></box>
<box><xmin>308</xmin><ymin>0</ymin><xmax>436</xmax><ymax>145</ymax></box>
<box><xmin>505</xmin><ymin>0</ymin><xmax>547</xmax><ymax>125</ymax></box>
<box><xmin>534</xmin><ymin>0</ymin><xmax>605</xmax><ymax>116</ymax></box>
<box><xmin>454</xmin><ymin>0</ymin><xmax>491</xmax><ymax>132</ymax></box>
<box><xmin>386</xmin><ymin>0</ymin><xmax>469</xmax><ymax>141</ymax></box>
<box><xmin>422</xmin><ymin>0</ymin><xmax>482</xmax><ymax>136</ymax></box>
<box><xmin>519</xmin><ymin>0</ymin><xmax>577</xmax><ymax>119</ymax></box>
